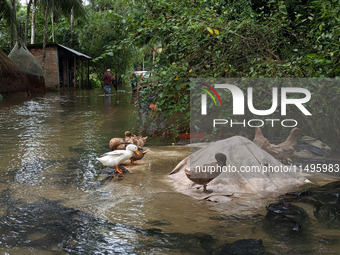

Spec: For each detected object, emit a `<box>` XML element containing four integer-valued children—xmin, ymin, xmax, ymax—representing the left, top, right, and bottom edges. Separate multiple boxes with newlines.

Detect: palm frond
<box><xmin>0</xmin><ymin>0</ymin><xmax>15</xmax><ymax>26</ymax></box>
<box><xmin>39</xmin><ymin>0</ymin><xmax>86</xmax><ymax>18</ymax></box>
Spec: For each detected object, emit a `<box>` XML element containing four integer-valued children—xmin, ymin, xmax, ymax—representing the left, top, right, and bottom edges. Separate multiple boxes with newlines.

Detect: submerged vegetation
<box><xmin>0</xmin><ymin>0</ymin><xmax>339</xmax><ymax>146</ymax></box>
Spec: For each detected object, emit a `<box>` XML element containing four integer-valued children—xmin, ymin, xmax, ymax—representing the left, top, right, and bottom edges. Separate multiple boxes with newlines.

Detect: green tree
<box><xmin>118</xmin><ymin>0</ymin><xmax>339</xmax><ymax>136</ymax></box>
<box><xmin>78</xmin><ymin>0</ymin><xmax>137</xmax><ymax>84</ymax></box>
<box><xmin>30</xmin><ymin>0</ymin><xmax>37</xmax><ymax>44</ymax></box>
<box><xmin>39</xmin><ymin>0</ymin><xmax>85</xmax><ymax>69</ymax></box>
<box><xmin>0</xmin><ymin>0</ymin><xmax>16</xmax><ymax>47</ymax></box>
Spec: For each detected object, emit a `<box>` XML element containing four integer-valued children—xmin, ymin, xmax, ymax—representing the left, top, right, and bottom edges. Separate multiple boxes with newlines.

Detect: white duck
<box><xmin>97</xmin><ymin>144</ymin><xmax>139</xmax><ymax>173</ymax></box>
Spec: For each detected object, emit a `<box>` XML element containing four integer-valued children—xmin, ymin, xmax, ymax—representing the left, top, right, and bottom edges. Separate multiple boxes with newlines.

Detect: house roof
<box><xmin>28</xmin><ymin>42</ymin><xmax>92</xmax><ymax>60</ymax></box>
<box><xmin>57</xmin><ymin>44</ymin><xmax>92</xmax><ymax>59</ymax></box>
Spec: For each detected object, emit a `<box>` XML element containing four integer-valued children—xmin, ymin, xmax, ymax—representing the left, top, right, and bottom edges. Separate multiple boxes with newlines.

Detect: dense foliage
<box><xmin>1</xmin><ymin>0</ymin><xmax>339</xmax><ymax>146</ymax></box>
<box><xmin>128</xmin><ymin>0</ymin><xmax>339</xmax><ymax>145</ymax></box>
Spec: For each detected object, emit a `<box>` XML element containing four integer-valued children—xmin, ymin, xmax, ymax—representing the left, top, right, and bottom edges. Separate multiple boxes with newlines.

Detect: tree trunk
<box><xmin>51</xmin><ymin>12</ymin><xmax>55</xmax><ymax>42</ymax></box>
<box><xmin>24</xmin><ymin>0</ymin><xmax>32</xmax><ymax>45</ymax></box>
<box><xmin>42</xmin><ymin>7</ymin><xmax>49</xmax><ymax>71</ymax></box>
<box><xmin>10</xmin><ymin>0</ymin><xmax>17</xmax><ymax>49</ymax></box>
<box><xmin>30</xmin><ymin>0</ymin><xmax>36</xmax><ymax>44</ymax></box>
<box><xmin>70</xmin><ymin>7</ymin><xmax>74</xmax><ymax>47</ymax></box>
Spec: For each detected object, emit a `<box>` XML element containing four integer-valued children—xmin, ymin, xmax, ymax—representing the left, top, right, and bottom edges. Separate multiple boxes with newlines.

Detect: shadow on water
<box><xmin>0</xmin><ymin>189</ymin><xmax>220</xmax><ymax>254</ymax></box>
<box><xmin>0</xmin><ymin>189</ymin><xmax>110</xmax><ymax>254</ymax></box>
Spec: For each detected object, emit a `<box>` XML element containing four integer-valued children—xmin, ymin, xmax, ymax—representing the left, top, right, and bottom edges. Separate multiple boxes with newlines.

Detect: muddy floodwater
<box><xmin>0</xmin><ymin>90</ymin><xmax>340</xmax><ymax>254</ymax></box>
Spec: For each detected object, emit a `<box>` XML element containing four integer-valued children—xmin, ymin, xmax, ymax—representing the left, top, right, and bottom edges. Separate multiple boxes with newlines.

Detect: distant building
<box><xmin>28</xmin><ymin>43</ymin><xmax>91</xmax><ymax>89</ymax></box>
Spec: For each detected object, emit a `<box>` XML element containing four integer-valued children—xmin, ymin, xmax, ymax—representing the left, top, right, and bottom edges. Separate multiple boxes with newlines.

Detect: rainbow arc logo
<box><xmin>200</xmin><ymin>82</ymin><xmax>222</xmax><ymax>109</ymax></box>
<box><xmin>200</xmin><ymin>83</ymin><xmax>312</xmax><ymax>117</ymax></box>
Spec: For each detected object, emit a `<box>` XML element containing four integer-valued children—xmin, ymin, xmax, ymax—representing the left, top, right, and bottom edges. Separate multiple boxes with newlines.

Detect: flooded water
<box><xmin>0</xmin><ymin>89</ymin><xmax>340</xmax><ymax>254</ymax></box>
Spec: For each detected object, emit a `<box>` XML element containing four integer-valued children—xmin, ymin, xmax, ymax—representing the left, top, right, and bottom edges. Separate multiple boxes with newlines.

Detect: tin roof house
<box><xmin>28</xmin><ymin>43</ymin><xmax>91</xmax><ymax>90</ymax></box>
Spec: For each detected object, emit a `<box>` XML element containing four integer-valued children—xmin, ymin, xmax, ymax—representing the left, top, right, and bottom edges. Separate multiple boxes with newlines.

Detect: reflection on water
<box><xmin>0</xmin><ymin>90</ymin><xmax>219</xmax><ymax>254</ymax></box>
<box><xmin>0</xmin><ymin>90</ymin><xmax>340</xmax><ymax>254</ymax></box>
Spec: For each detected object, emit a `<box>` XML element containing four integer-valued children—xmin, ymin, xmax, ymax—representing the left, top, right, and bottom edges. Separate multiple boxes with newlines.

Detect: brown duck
<box><xmin>184</xmin><ymin>153</ymin><xmax>227</xmax><ymax>193</ymax></box>
<box><xmin>253</xmin><ymin>127</ymin><xmax>270</xmax><ymax>150</ymax></box>
<box><xmin>130</xmin><ymin>148</ymin><xmax>149</xmax><ymax>166</ymax></box>
<box><xmin>267</xmin><ymin>127</ymin><xmax>300</xmax><ymax>164</ymax></box>
<box><xmin>278</xmin><ymin>127</ymin><xmax>300</xmax><ymax>149</ymax></box>
<box><xmin>109</xmin><ymin>131</ymin><xmax>135</xmax><ymax>150</ymax></box>
<box><xmin>132</xmin><ymin>135</ymin><xmax>148</xmax><ymax>148</ymax></box>
<box><xmin>253</xmin><ymin>127</ymin><xmax>300</xmax><ymax>164</ymax></box>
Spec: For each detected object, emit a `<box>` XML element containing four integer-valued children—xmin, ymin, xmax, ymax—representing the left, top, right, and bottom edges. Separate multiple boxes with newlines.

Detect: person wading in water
<box><xmin>103</xmin><ymin>69</ymin><xmax>115</xmax><ymax>96</ymax></box>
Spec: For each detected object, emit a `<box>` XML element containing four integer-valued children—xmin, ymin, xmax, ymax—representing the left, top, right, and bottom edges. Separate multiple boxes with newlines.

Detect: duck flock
<box><xmin>97</xmin><ymin>128</ymin><xmax>300</xmax><ymax>191</ymax></box>
<box><xmin>97</xmin><ymin>131</ymin><xmax>148</xmax><ymax>179</ymax></box>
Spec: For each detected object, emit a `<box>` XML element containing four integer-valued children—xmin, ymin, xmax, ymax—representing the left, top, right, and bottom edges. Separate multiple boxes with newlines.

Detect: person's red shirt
<box><xmin>103</xmin><ymin>71</ymin><xmax>114</xmax><ymax>85</ymax></box>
